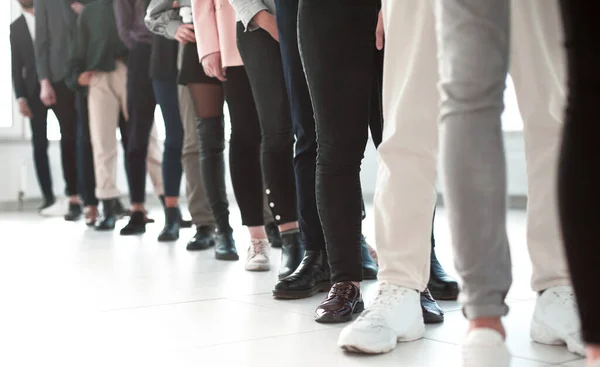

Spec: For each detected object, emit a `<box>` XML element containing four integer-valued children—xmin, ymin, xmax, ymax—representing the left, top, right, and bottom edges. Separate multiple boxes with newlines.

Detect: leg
<box><xmin>511</xmin><ymin>0</ymin><xmax>584</xmax><ymax>356</ymax></box>
<box><xmin>28</xmin><ymin>98</ymin><xmax>53</xmax><ymax>205</ymax></box>
<box><xmin>558</xmin><ymin>0</ymin><xmax>600</xmax><ymax>361</ymax></box>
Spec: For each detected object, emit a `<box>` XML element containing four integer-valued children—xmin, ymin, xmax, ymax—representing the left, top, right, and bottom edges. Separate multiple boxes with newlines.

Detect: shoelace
<box><xmin>355</xmin><ymin>284</ymin><xmax>407</xmax><ymax>326</ymax></box>
<box><xmin>249</xmin><ymin>239</ymin><xmax>269</xmax><ymax>258</ymax></box>
<box><xmin>554</xmin><ymin>289</ymin><xmax>576</xmax><ymax>307</ymax></box>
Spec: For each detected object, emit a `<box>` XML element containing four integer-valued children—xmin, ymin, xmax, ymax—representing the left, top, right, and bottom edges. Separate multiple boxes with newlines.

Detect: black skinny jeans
<box><xmin>557</xmin><ymin>0</ymin><xmax>600</xmax><ymax>345</ymax></box>
<box><xmin>236</xmin><ymin>22</ymin><xmax>297</xmax><ymax>226</ymax></box>
<box><xmin>298</xmin><ymin>0</ymin><xmax>379</xmax><ymax>282</ymax></box>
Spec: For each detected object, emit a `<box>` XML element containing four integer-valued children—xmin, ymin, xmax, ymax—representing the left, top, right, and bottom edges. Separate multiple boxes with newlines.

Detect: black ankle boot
<box><xmin>114</xmin><ymin>199</ymin><xmax>129</xmax><ymax>219</ymax></box>
<box><xmin>64</xmin><ymin>202</ymin><xmax>82</xmax><ymax>221</ymax></box>
<box><xmin>265</xmin><ymin>222</ymin><xmax>283</xmax><ymax>249</ymax></box>
<box><xmin>95</xmin><ymin>199</ymin><xmax>117</xmax><ymax>231</ymax></box>
<box><xmin>421</xmin><ymin>288</ymin><xmax>444</xmax><ymax>324</ymax></box>
<box><xmin>279</xmin><ymin>230</ymin><xmax>305</xmax><ymax>280</ymax></box>
<box><xmin>120</xmin><ymin>211</ymin><xmax>146</xmax><ymax>236</ymax></box>
<box><xmin>187</xmin><ymin>226</ymin><xmax>216</xmax><ymax>251</ymax></box>
<box><xmin>428</xmin><ymin>248</ymin><xmax>459</xmax><ymax>300</ymax></box>
<box><xmin>215</xmin><ymin>231</ymin><xmax>238</xmax><ymax>261</ymax></box>
<box><xmin>273</xmin><ymin>250</ymin><xmax>331</xmax><ymax>299</ymax></box>
<box><xmin>360</xmin><ymin>236</ymin><xmax>379</xmax><ymax>280</ymax></box>
<box><xmin>157</xmin><ymin>207</ymin><xmax>181</xmax><ymax>242</ymax></box>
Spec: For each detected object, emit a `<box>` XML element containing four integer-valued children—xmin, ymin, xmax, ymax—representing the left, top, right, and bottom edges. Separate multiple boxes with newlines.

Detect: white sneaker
<box><xmin>530</xmin><ymin>285</ymin><xmax>585</xmax><ymax>356</ymax></box>
<box><xmin>245</xmin><ymin>239</ymin><xmax>271</xmax><ymax>271</ymax></box>
<box><xmin>337</xmin><ymin>282</ymin><xmax>425</xmax><ymax>354</ymax></box>
<box><xmin>39</xmin><ymin>198</ymin><xmax>68</xmax><ymax>217</ymax></box>
<box><xmin>462</xmin><ymin>328</ymin><xmax>510</xmax><ymax>367</ymax></box>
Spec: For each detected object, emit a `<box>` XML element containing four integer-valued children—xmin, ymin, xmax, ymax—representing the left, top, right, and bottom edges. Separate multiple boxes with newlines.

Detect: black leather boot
<box><xmin>64</xmin><ymin>202</ymin><xmax>82</xmax><ymax>221</ymax></box>
<box><xmin>265</xmin><ymin>222</ymin><xmax>283</xmax><ymax>249</ymax></box>
<box><xmin>215</xmin><ymin>231</ymin><xmax>238</xmax><ymax>261</ymax></box>
<box><xmin>186</xmin><ymin>226</ymin><xmax>216</xmax><ymax>251</ymax></box>
<box><xmin>428</xmin><ymin>248</ymin><xmax>459</xmax><ymax>300</ymax></box>
<box><xmin>159</xmin><ymin>196</ymin><xmax>192</xmax><ymax>228</ymax></box>
<box><xmin>279</xmin><ymin>231</ymin><xmax>305</xmax><ymax>279</ymax></box>
<box><xmin>120</xmin><ymin>211</ymin><xmax>146</xmax><ymax>236</ymax></box>
<box><xmin>114</xmin><ymin>199</ymin><xmax>129</xmax><ymax>218</ymax></box>
<box><xmin>273</xmin><ymin>250</ymin><xmax>331</xmax><ymax>299</ymax></box>
<box><xmin>158</xmin><ymin>207</ymin><xmax>180</xmax><ymax>242</ymax></box>
<box><xmin>361</xmin><ymin>236</ymin><xmax>379</xmax><ymax>280</ymax></box>
<box><xmin>95</xmin><ymin>199</ymin><xmax>118</xmax><ymax>231</ymax></box>
<box><xmin>421</xmin><ymin>288</ymin><xmax>444</xmax><ymax>324</ymax></box>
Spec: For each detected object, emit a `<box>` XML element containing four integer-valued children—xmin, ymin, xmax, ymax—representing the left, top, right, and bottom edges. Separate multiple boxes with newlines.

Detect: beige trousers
<box><xmin>88</xmin><ymin>61</ymin><xmax>164</xmax><ymax>200</ymax></box>
<box><xmin>378</xmin><ymin>0</ymin><xmax>568</xmax><ymax>292</ymax></box>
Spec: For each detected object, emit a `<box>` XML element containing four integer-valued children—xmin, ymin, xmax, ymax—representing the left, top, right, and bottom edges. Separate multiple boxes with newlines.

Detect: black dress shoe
<box><xmin>215</xmin><ymin>232</ymin><xmax>239</xmax><ymax>261</ymax></box>
<box><xmin>428</xmin><ymin>249</ymin><xmax>459</xmax><ymax>300</ymax></box>
<box><xmin>120</xmin><ymin>211</ymin><xmax>146</xmax><ymax>236</ymax></box>
<box><xmin>279</xmin><ymin>231</ymin><xmax>305</xmax><ymax>279</ymax></box>
<box><xmin>360</xmin><ymin>236</ymin><xmax>379</xmax><ymax>280</ymax></box>
<box><xmin>421</xmin><ymin>288</ymin><xmax>444</xmax><ymax>324</ymax></box>
<box><xmin>273</xmin><ymin>250</ymin><xmax>331</xmax><ymax>299</ymax></box>
<box><xmin>157</xmin><ymin>207</ymin><xmax>180</xmax><ymax>242</ymax></box>
<box><xmin>315</xmin><ymin>282</ymin><xmax>364</xmax><ymax>324</ymax></box>
<box><xmin>265</xmin><ymin>222</ymin><xmax>283</xmax><ymax>249</ymax></box>
<box><xmin>95</xmin><ymin>199</ymin><xmax>118</xmax><ymax>231</ymax></box>
<box><xmin>64</xmin><ymin>202</ymin><xmax>82</xmax><ymax>221</ymax></box>
<box><xmin>186</xmin><ymin>226</ymin><xmax>216</xmax><ymax>251</ymax></box>
<box><xmin>38</xmin><ymin>197</ymin><xmax>56</xmax><ymax>212</ymax></box>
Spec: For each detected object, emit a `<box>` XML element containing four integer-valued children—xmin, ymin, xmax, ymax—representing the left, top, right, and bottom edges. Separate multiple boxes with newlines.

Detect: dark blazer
<box><xmin>10</xmin><ymin>15</ymin><xmax>39</xmax><ymax>101</ymax></box>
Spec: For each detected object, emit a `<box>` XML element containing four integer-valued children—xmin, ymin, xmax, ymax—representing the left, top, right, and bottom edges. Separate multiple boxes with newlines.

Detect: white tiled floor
<box><xmin>0</xmin><ymin>207</ymin><xmax>586</xmax><ymax>367</ymax></box>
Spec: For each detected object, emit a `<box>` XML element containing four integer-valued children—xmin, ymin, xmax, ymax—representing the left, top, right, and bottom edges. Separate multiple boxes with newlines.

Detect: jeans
<box><xmin>298</xmin><ymin>0</ymin><xmax>379</xmax><ymax>283</ymax></box>
<box><xmin>434</xmin><ymin>0</ymin><xmax>567</xmax><ymax>319</ymax></box>
<box><xmin>28</xmin><ymin>95</ymin><xmax>54</xmax><ymax>202</ymax></box>
<box><xmin>126</xmin><ymin>42</ymin><xmax>162</xmax><ymax>204</ymax></box>
<box><xmin>558</xmin><ymin>0</ymin><xmax>600</xmax><ymax>344</ymax></box>
<box><xmin>236</xmin><ymin>22</ymin><xmax>297</xmax><ymax>225</ymax></box>
<box><xmin>153</xmin><ymin>77</ymin><xmax>184</xmax><ymax>198</ymax></box>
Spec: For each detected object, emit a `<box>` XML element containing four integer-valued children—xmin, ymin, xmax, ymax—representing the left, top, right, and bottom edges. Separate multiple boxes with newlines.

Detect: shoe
<box><xmin>273</xmin><ymin>250</ymin><xmax>331</xmax><ymax>299</ymax></box>
<box><xmin>120</xmin><ymin>211</ymin><xmax>146</xmax><ymax>236</ymax></box>
<box><xmin>186</xmin><ymin>226</ymin><xmax>216</xmax><ymax>251</ymax></box>
<box><xmin>315</xmin><ymin>282</ymin><xmax>364</xmax><ymax>324</ymax></box>
<box><xmin>114</xmin><ymin>199</ymin><xmax>129</xmax><ymax>219</ymax></box>
<box><xmin>84</xmin><ymin>206</ymin><xmax>98</xmax><ymax>227</ymax></box>
<box><xmin>421</xmin><ymin>288</ymin><xmax>444</xmax><ymax>324</ymax></box>
<box><xmin>265</xmin><ymin>222</ymin><xmax>283</xmax><ymax>249</ymax></box>
<box><xmin>39</xmin><ymin>198</ymin><xmax>68</xmax><ymax>217</ymax></box>
<box><xmin>157</xmin><ymin>207</ymin><xmax>181</xmax><ymax>242</ymax></box>
<box><xmin>245</xmin><ymin>239</ymin><xmax>271</xmax><ymax>271</ymax></box>
<box><xmin>95</xmin><ymin>199</ymin><xmax>118</xmax><ymax>231</ymax></box>
<box><xmin>64</xmin><ymin>202</ymin><xmax>82</xmax><ymax>221</ymax></box>
<box><xmin>38</xmin><ymin>197</ymin><xmax>56</xmax><ymax>212</ymax></box>
<box><xmin>180</xmin><ymin>218</ymin><xmax>193</xmax><ymax>228</ymax></box>
<box><xmin>462</xmin><ymin>328</ymin><xmax>510</xmax><ymax>367</ymax></box>
<box><xmin>361</xmin><ymin>236</ymin><xmax>379</xmax><ymax>280</ymax></box>
<box><xmin>428</xmin><ymin>248</ymin><xmax>459</xmax><ymax>300</ymax></box>
<box><xmin>338</xmin><ymin>283</ymin><xmax>424</xmax><ymax>354</ymax></box>
<box><xmin>215</xmin><ymin>232</ymin><xmax>239</xmax><ymax>261</ymax></box>
<box><xmin>530</xmin><ymin>285</ymin><xmax>585</xmax><ymax>356</ymax></box>
<box><xmin>279</xmin><ymin>231</ymin><xmax>305</xmax><ymax>279</ymax></box>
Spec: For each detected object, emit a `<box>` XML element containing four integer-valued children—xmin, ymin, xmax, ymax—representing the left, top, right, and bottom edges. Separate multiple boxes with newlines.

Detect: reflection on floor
<box><xmin>0</xmin><ymin>207</ymin><xmax>585</xmax><ymax>366</ymax></box>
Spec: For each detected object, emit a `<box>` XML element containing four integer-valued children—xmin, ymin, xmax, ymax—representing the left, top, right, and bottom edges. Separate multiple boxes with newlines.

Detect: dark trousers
<box><xmin>153</xmin><ymin>77</ymin><xmax>183</xmax><ymax>198</ymax></box>
<box><xmin>28</xmin><ymin>94</ymin><xmax>54</xmax><ymax>202</ymax></box>
<box><xmin>126</xmin><ymin>42</ymin><xmax>157</xmax><ymax>204</ymax></box>
<box><xmin>298</xmin><ymin>0</ymin><xmax>379</xmax><ymax>282</ymax></box>
<box><xmin>558</xmin><ymin>0</ymin><xmax>600</xmax><ymax>344</ymax></box>
<box><xmin>75</xmin><ymin>90</ymin><xmax>98</xmax><ymax>206</ymax></box>
<box><xmin>236</xmin><ymin>22</ymin><xmax>297</xmax><ymax>225</ymax></box>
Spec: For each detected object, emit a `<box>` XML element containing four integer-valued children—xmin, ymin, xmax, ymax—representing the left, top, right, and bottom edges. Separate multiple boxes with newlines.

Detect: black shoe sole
<box><xmin>186</xmin><ymin>242</ymin><xmax>215</xmax><ymax>251</ymax></box>
<box><xmin>429</xmin><ymin>288</ymin><xmax>460</xmax><ymax>301</ymax></box>
<box><xmin>215</xmin><ymin>252</ymin><xmax>239</xmax><ymax>261</ymax></box>
<box><xmin>157</xmin><ymin>234</ymin><xmax>179</xmax><ymax>242</ymax></box>
<box><xmin>272</xmin><ymin>282</ymin><xmax>331</xmax><ymax>300</ymax></box>
<box><xmin>64</xmin><ymin>215</ymin><xmax>82</xmax><ymax>222</ymax></box>
<box><xmin>314</xmin><ymin>300</ymin><xmax>365</xmax><ymax>324</ymax></box>
<box><xmin>120</xmin><ymin>229</ymin><xmax>146</xmax><ymax>236</ymax></box>
<box><xmin>423</xmin><ymin>312</ymin><xmax>444</xmax><ymax>324</ymax></box>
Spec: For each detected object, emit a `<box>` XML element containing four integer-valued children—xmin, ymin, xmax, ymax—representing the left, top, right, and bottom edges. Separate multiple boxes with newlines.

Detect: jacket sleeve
<box><xmin>113</xmin><ymin>0</ymin><xmax>135</xmax><ymax>49</ymax></box>
<box><xmin>33</xmin><ymin>0</ymin><xmax>51</xmax><ymax>81</ymax></box>
<box><xmin>228</xmin><ymin>0</ymin><xmax>267</xmax><ymax>31</ymax></box>
<box><xmin>145</xmin><ymin>0</ymin><xmax>182</xmax><ymax>39</ymax></box>
<box><xmin>65</xmin><ymin>11</ymin><xmax>89</xmax><ymax>91</ymax></box>
<box><xmin>191</xmin><ymin>0</ymin><xmax>221</xmax><ymax>62</ymax></box>
<box><xmin>10</xmin><ymin>26</ymin><xmax>27</xmax><ymax>100</ymax></box>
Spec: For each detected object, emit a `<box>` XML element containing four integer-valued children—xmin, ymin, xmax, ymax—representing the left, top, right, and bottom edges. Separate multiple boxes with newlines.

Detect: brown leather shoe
<box><xmin>314</xmin><ymin>282</ymin><xmax>364</xmax><ymax>324</ymax></box>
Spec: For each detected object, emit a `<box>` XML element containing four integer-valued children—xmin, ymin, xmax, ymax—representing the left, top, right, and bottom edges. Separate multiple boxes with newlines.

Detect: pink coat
<box><xmin>191</xmin><ymin>0</ymin><xmax>243</xmax><ymax>68</ymax></box>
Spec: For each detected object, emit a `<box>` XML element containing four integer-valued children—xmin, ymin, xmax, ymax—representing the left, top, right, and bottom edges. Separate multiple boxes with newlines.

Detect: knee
<box><xmin>262</xmin><ymin>129</ymin><xmax>294</xmax><ymax>153</ymax></box>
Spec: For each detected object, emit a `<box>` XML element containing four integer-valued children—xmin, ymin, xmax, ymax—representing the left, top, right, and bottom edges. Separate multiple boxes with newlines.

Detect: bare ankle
<box><xmin>587</xmin><ymin>344</ymin><xmax>600</xmax><ymax>364</ymax></box>
<box><xmin>469</xmin><ymin>318</ymin><xmax>506</xmax><ymax>339</ymax></box>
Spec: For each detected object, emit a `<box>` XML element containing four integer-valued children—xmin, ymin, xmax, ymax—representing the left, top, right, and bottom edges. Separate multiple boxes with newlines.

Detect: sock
<box><xmin>281</xmin><ymin>228</ymin><xmax>300</xmax><ymax>236</ymax></box>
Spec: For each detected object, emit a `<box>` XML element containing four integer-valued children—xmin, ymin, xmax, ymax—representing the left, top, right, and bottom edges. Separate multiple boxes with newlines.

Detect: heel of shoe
<box><xmin>530</xmin><ymin>319</ymin><xmax>563</xmax><ymax>345</ymax></box>
<box><xmin>354</xmin><ymin>300</ymin><xmax>365</xmax><ymax>314</ymax></box>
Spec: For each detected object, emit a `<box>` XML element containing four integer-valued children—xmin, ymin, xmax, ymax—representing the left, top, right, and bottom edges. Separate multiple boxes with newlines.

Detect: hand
<box><xmin>253</xmin><ymin>10</ymin><xmax>279</xmax><ymax>42</ymax></box>
<box><xmin>40</xmin><ymin>79</ymin><xmax>56</xmax><ymax>107</ymax></box>
<box><xmin>175</xmin><ymin>24</ymin><xmax>196</xmax><ymax>44</ymax></box>
<box><xmin>78</xmin><ymin>71</ymin><xmax>95</xmax><ymax>86</ymax></box>
<box><xmin>201</xmin><ymin>52</ymin><xmax>227</xmax><ymax>82</ymax></box>
<box><xmin>376</xmin><ymin>9</ymin><xmax>384</xmax><ymax>50</ymax></box>
<box><xmin>17</xmin><ymin>98</ymin><xmax>33</xmax><ymax>118</ymax></box>
<box><xmin>71</xmin><ymin>1</ymin><xmax>85</xmax><ymax>14</ymax></box>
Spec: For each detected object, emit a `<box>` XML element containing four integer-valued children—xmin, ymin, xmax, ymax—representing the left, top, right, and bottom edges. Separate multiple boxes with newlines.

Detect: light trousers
<box><xmin>88</xmin><ymin>61</ymin><xmax>163</xmax><ymax>200</ymax></box>
<box><xmin>378</xmin><ymin>0</ymin><xmax>568</xmax><ymax>317</ymax></box>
